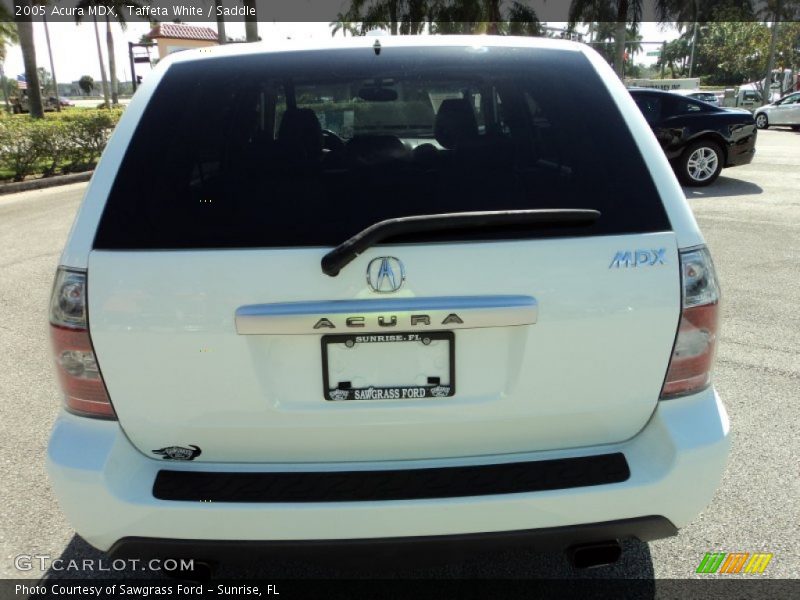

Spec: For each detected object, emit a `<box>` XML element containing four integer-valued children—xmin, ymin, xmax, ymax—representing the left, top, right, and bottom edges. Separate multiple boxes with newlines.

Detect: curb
<box><xmin>0</xmin><ymin>171</ymin><xmax>93</xmax><ymax>196</ymax></box>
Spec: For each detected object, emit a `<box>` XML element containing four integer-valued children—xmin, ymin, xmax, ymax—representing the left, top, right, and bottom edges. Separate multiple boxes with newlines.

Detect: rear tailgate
<box><xmin>88</xmin><ymin>235</ymin><xmax>678</xmax><ymax>462</ymax></box>
<box><xmin>84</xmin><ymin>45</ymin><xmax>680</xmax><ymax>463</ymax></box>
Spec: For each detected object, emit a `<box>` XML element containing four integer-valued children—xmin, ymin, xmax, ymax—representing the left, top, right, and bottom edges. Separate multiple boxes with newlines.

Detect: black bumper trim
<box><xmin>152</xmin><ymin>452</ymin><xmax>630</xmax><ymax>503</ymax></box>
<box><xmin>109</xmin><ymin>516</ymin><xmax>677</xmax><ymax>561</ymax></box>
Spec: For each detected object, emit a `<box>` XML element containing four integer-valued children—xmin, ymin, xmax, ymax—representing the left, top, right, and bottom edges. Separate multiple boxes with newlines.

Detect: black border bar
<box><xmin>153</xmin><ymin>452</ymin><xmax>630</xmax><ymax>502</ymax></box>
<box><xmin>8</xmin><ymin>1</ymin><xmax>799</xmax><ymax>24</ymax></box>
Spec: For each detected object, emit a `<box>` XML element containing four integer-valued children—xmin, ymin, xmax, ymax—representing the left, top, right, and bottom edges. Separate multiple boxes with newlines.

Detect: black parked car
<box><xmin>630</xmin><ymin>89</ymin><xmax>757</xmax><ymax>186</ymax></box>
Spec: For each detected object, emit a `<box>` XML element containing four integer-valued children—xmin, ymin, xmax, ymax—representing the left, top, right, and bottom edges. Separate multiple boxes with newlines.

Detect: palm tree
<box><xmin>567</xmin><ymin>0</ymin><xmax>614</xmax><ymax>43</ymax></box>
<box><xmin>660</xmin><ymin>37</ymin><xmax>689</xmax><ymax>77</ymax></box>
<box><xmin>41</xmin><ymin>11</ymin><xmax>60</xmax><ymax>111</ymax></box>
<box><xmin>656</xmin><ymin>0</ymin><xmax>756</xmax><ymax>25</ymax></box>
<box><xmin>91</xmin><ymin>16</ymin><xmax>110</xmax><ymax>107</ymax></box>
<box><xmin>78</xmin><ymin>75</ymin><xmax>94</xmax><ymax>96</ymax></box>
<box><xmin>13</xmin><ymin>0</ymin><xmax>44</xmax><ymax>118</ymax></box>
<box><xmin>569</xmin><ymin>0</ymin><xmax>642</xmax><ymax>78</ymax></box>
<box><xmin>73</xmin><ymin>3</ymin><xmax>109</xmax><ymax>107</ymax></box>
<box><xmin>103</xmin><ymin>5</ymin><xmax>123</xmax><ymax>104</ymax></box>
<box><xmin>77</xmin><ymin>1</ymin><xmax>144</xmax><ymax>105</ymax></box>
<box><xmin>578</xmin><ymin>19</ymin><xmax>617</xmax><ymax>63</ymax></box>
<box><xmin>0</xmin><ymin>17</ymin><xmax>19</xmax><ymax>113</ymax></box>
<box><xmin>342</xmin><ymin>0</ymin><xmax>542</xmax><ymax>36</ymax></box>
<box><xmin>570</xmin><ymin>0</ymin><xmax>710</xmax><ymax>78</ymax></box>
<box><xmin>430</xmin><ymin>0</ymin><xmax>487</xmax><ymax>34</ymax></box>
<box><xmin>757</xmin><ymin>0</ymin><xmax>800</xmax><ymax>103</ymax></box>
<box><xmin>364</xmin><ymin>0</ymin><xmax>402</xmax><ymax>35</ymax></box>
<box><xmin>661</xmin><ymin>1</ymin><xmax>708</xmax><ymax>78</ymax></box>
<box><xmin>624</xmin><ymin>26</ymin><xmax>643</xmax><ymax>75</ymax></box>
<box><xmin>28</xmin><ymin>3</ymin><xmax>60</xmax><ymax>111</ymax></box>
<box><xmin>242</xmin><ymin>0</ymin><xmax>258</xmax><ymax>42</ymax></box>
<box><xmin>0</xmin><ymin>18</ymin><xmax>16</xmax><ymax>60</ymax></box>
<box><xmin>591</xmin><ymin>24</ymin><xmax>642</xmax><ymax>68</ymax></box>
<box><xmin>330</xmin><ymin>13</ymin><xmax>360</xmax><ymax>37</ymax></box>
<box><xmin>214</xmin><ymin>0</ymin><xmax>226</xmax><ymax>43</ymax></box>
<box><xmin>505</xmin><ymin>2</ymin><xmax>542</xmax><ymax>36</ymax></box>
<box><xmin>481</xmin><ymin>0</ymin><xmax>502</xmax><ymax>35</ymax></box>
<box><xmin>346</xmin><ymin>0</ymin><xmax>427</xmax><ymax>35</ymax></box>
<box><xmin>657</xmin><ymin>1</ymin><xmax>763</xmax><ymax>79</ymax></box>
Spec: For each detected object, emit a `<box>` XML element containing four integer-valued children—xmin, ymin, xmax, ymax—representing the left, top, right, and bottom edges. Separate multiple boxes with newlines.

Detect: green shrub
<box><xmin>37</xmin><ymin>121</ymin><xmax>71</xmax><ymax>177</ymax></box>
<box><xmin>0</xmin><ymin>119</ymin><xmax>44</xmax><ymax>182</ymax></box>
<box><xmin>46</xmin><ymin>107</ymin><xmax>124</xmax><ymax>124</ymax></box>
<box><xmin>0</xmin><ymin>109</ymin><xmax>123</xmax><ymax>180</ymax></box>
<box><xmin>61</xmin><ymin>110</ymin><xmax>122</xmax><ymax>172</ymax></box>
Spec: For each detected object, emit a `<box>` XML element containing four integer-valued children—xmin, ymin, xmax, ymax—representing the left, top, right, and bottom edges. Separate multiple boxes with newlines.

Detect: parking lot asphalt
<box><xmin>0</xmin><ymin>128</ymin><xmax>798</xmax><ymax>581</ymax></box>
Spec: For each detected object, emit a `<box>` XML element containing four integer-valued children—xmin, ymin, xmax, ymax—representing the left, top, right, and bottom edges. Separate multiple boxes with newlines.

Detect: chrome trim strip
<box><xmin>235</xmin><ymin>295</ymin><xmax>537</xmax><ymax>335</ymax></box>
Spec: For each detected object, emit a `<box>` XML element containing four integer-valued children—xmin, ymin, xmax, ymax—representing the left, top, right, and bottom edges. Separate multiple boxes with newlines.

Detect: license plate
<box><xmin>321</xmin><ymin>332</ymin><xmax>455</xmax><ymax>401</ymax></box>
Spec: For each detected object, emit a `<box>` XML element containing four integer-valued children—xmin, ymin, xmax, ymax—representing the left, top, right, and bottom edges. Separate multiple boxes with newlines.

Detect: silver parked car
<box><xmin>670</xmin><ymin>89</ymin><xmax>721</xmax><ymax>107</ymax></box>
<box><xmin>753</xmin><ymin>92</ymin><xmax>800</xmax><ymax>130</ymax></box>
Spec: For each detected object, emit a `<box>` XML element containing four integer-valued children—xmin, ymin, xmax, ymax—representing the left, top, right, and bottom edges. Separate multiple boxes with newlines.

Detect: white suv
<box><xmin>47</xmin><ymin>36</ymin><xmax>729</xmax><ymax>570</ymax></box>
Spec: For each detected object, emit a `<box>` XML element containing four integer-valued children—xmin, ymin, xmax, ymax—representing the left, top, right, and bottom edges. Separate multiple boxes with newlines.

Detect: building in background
<box><xmin>145</xmin><ymin>23</ymin><xmax>219</xmax><ymax>60</ymax></box>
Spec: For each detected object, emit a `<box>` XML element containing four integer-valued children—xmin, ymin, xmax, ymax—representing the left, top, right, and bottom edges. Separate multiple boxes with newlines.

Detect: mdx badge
<box><xmin>609</xmin><ymin>249</ymin><xmax>666</xmax><ymax>268</ymax></box>
<box><xmin>367</xmin><ymin>257</ymin><xmax>405</xmax><ymax>293</ymax></box>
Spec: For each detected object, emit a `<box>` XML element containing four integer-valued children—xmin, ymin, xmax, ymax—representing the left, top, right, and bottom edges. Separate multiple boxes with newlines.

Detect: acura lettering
<box><xmin>313</xmin><ymin>313</ymin><xmax>464</xmax><ymax>330</ymax></box>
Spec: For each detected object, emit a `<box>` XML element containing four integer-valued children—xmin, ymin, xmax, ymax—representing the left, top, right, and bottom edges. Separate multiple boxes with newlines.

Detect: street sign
<box><xmin>646</xmin><ymin>51</ymin><xmax>661</xmax><ymax>57</ymax></box>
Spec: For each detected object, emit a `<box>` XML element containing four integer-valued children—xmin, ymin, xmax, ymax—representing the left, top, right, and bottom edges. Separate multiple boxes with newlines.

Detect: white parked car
<box><xmin>47</xmin><ymin>36</ymin><xmax>729</xmax><ymax>573</ymax></box>
<box><xmin>669</xmin><ymin>88</ymin><xmax>721</xmax><ymax>107</ymax></box>
<box><xmin>753</xmin><ymin>91</ymin><xmax>800</xmax><ymax>129</ymax></box>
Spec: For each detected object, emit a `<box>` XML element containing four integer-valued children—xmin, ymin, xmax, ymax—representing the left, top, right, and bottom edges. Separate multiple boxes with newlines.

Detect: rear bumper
<box><xmin>109</xmin><ymin>516</ymin><xmax>677</xmax><ymax>562</ymax></box>
<box><xmin>47</xmin><ymin>387</ymin><xmax>730</xmax><ymax>553</ymax></box>
<box><xmin>726</xmin><ymin>133</ymin><xmax>757</xmax><ymax>167</ymax></box>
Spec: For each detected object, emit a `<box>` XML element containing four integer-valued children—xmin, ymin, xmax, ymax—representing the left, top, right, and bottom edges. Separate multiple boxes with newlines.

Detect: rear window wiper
<box><xmin>321</xmin><ymin>209</ymin><xmax>601</xmax><ymax>276</ymax></box>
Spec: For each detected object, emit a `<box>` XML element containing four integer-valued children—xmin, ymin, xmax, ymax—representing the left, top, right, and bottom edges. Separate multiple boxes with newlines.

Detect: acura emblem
<box><xmin>366</xmin><ymin>257</ymin><xmax>405</xmax><ymax>293</ymax></box>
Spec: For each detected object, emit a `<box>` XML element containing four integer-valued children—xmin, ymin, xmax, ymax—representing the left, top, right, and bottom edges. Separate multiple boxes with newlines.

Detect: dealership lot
<box><xmin>0</xmin><ymin>128</ymin><xmax>797</xmax><ymax>580</ymax></box>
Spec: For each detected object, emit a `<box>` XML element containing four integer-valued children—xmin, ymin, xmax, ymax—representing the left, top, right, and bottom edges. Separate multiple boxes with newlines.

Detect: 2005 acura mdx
<box><xmin>47</xmin><ymin>36</ymin><xmax>729</xmax><ymax>571</ymax></box>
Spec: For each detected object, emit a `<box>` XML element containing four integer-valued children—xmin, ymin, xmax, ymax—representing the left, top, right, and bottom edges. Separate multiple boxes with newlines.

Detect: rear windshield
<box><xmin>94</xmin><ymin>46</ymin><xmax>670</xmax><ymax>250</ymax></box>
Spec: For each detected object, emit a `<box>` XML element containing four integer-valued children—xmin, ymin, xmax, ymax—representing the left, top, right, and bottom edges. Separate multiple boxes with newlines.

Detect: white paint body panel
<box><xmin>88</xmin><ymin>232</ymin><xmax>679</xmax><ymax>463</ymax></box>
<box><xmin>47</xmin><ymin>388</ymin><xmax>730</xmax><ymax>550</ymax></box>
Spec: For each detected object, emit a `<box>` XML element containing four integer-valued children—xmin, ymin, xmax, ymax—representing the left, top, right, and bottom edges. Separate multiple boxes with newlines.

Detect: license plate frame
<box><xmin>321</xmin><ymin>331</ymin><xmax>455</xmax><ymax>401</ymax></box>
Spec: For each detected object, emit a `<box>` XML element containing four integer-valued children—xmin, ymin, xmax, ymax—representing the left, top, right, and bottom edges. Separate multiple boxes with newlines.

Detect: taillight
<box><xmin>661</xmin><ymin>246</ymin><xmax>720</xmax><ymax>399</ymax></box>
<box><xmin>49</xmin><ymin>267</ymin><xmax>115</xmax><ymax>419</ymax></box>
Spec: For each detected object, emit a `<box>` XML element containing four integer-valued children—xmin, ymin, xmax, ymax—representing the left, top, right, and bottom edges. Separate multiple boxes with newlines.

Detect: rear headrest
<box><xmin>347</xmin><ymin>135</ymin><xmax>408</xmax><ymax>165</ymax></box>
<box><xmin>434</xmin><ymin>98</ymin><xmax>478</xmax><ymax>150</ymax></box>
<box><xmin>277</xmin><ymin>108</ymin><xmax>322</xmax><ymax>162</ymax></box>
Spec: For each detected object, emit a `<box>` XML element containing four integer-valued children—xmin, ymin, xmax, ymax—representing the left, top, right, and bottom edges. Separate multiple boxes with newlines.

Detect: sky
<box><xmin>2</xmin><ymin>21</ymin><xmax>680</xmax><ymax>87</ymax></box>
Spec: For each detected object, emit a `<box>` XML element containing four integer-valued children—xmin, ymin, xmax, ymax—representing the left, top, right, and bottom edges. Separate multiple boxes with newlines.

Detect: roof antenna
<box><xmin>373</xmin><ymin>39</ymin><xmax>381</xmax><ymax>56</ymax></box>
